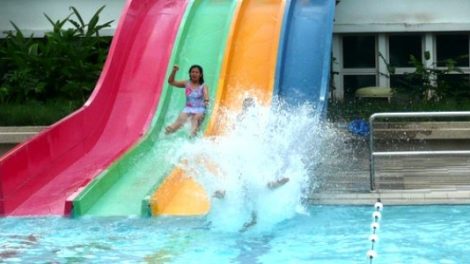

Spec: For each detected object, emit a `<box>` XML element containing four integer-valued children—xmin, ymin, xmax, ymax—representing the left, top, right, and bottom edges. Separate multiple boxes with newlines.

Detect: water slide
<box><xmin>275</xmin><ymin>0</ymin><xmax>335</xmax><ymax>112</ymax></box>
<box><xmin>72</xmin><ymin>0</ymin><xmax>238</xmax><ymax>217</ymax></box>
<box><xmin>150</xmin><ymin>0</ymin><xmax>287</xmax><ymax>216</ymax></box>
<box><xmin>2</xmin><ymin>0</ymin><xmax>335</xmax><ymax>218</ymax></box>
<box><xmin>0</xmin><ymin>0</ymin><xmax>188</xmax><ymax>216</ymax></box>
<box><xmin>150</xmin><ymin>0</ymin><xmax>336</xmax><ymax>216</ymax></box>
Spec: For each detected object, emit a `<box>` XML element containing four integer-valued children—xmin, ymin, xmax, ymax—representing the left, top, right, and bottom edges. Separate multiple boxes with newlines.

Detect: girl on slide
<box><xmin>165</xmin><ymin>64</ymin><xmax>209</xmax><ymax>137</ymax></box>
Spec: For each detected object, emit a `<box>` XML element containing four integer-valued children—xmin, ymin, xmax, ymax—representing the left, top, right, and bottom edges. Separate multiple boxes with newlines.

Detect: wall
<box><xmin>4</xmin><ymin>0</ymin><xmax>470</xmax><ymax>35</ymax></box>
<box><xmin>0</xmin><ymin>0</ymin><xmax>125</xmax><ymax>37</ymax></box>
<box><xmin>335</xmin><ymin>0</ymin><xmax>470</xmax><ymax>33</ymax></box>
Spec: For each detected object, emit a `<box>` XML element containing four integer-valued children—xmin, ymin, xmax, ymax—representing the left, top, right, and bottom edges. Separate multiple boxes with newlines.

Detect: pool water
<box><xmin>2</xmin><ymin>103</ymin><xmax>468</xmax><ymax>263</ymax></box>
<box><xmin>1</xmin><ymin>205</ymin><xmax>469</xmax><ymax>263</ymax></box>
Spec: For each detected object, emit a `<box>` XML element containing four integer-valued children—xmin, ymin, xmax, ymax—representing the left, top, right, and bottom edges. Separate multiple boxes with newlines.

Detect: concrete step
<box><xmin>310</xmin><ymin>188</ymin><xmax>470</xmax><ymax>205</ymax></box>
<box><xmin>0</xmin><ymin>126</ymin><xmax>46</xmax><ymax>144</ymax></box>
<box><xmin>0</xmin><ymin>126</ymin><xmax>47</xmax><ymax>156</ymax></box>
<box><xmin>374</xmin><ymin>121</ymin><xmax>470</xmax><ymax>140</ymax></box>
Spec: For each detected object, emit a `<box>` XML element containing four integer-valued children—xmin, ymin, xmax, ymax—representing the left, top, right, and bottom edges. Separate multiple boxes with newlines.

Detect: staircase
<box><xmin>310</xmin><ymin>120</ymin><xmax>470</xmax><ymax>205</ymax></box>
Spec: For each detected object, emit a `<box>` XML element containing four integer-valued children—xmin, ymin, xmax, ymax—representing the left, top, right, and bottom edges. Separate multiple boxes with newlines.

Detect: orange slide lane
<box><xmin>150</xmin><ymin>0</ymin><xmax>286</xmax><ymax>216</ymax></box>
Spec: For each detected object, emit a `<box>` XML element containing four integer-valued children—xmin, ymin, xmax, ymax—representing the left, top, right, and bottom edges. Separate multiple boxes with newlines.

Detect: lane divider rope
<box><xmin>367</xmin><ymin>198</ymin><xmax>383</xmax><ymax>263</ymax></box>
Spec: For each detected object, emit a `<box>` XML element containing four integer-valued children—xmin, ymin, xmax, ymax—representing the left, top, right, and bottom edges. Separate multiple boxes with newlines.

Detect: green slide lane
<box><xmin>73</xmin><ymin>0</ymin><xmax>237</xmax><ymax>217</ymax></box>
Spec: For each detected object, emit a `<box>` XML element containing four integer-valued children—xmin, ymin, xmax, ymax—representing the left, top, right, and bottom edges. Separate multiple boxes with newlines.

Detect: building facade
<box><xmin>334</xmin><ymin>0</ymin><xmax>470</xmax><ymax>100</ymax></box>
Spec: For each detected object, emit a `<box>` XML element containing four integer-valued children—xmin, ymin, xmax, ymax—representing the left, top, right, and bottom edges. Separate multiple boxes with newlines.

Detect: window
<box><xmin>333</xmin><ymin>33</ymin><xmax>470</xmax><ymax>101</ymax></box>
<box><xmin>341</xmin><ymin>35</ymin><xmax>377</xmax><ymax>100</ymax></box>
<box><xmin>389</xmin><ymin>35</ymin><xmax>422</xmax><ymax>67</ymax></box>
<box><xmin>389</xmin><ymin>35</ymin><xmax>424</xmax><ymax>91</ymax></box>
<box><xmin>436</xmin><ymin>34</ymin><xmax>469</xmax><ymax>67</ymax></box>
<box><xmin>343</xmin><ymin>75</ymin><xmax>376</xmax><ymax>100</ymax></box>
<box><xmin>436</xmin><ymin>34</ymin><xmax>470</xmax><ymax>98</ymax></box>
<box><xmin>343</xmin><ymin>36</ymin><xmax>376</xmax><ymax>68</ymax></box>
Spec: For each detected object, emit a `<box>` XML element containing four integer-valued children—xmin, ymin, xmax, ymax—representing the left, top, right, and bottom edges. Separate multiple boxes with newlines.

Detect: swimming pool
<box><xmin>1</xmin><ymin>205</ymin><xmax>469</xmax><ymax>263</ymax></box>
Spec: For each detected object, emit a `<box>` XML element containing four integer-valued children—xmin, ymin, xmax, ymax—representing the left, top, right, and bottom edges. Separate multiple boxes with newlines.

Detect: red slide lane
<box><xmin>0</xmin><ymin>0</ymin><xmax>188</xmax><ymax>216</ymax></box>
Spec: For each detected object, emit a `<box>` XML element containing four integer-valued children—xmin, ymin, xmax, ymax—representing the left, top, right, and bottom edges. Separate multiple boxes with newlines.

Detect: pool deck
<box><xmin>311</xmin><ymin>125</ymin><xmax>470</xmax><ymax>205</ymax></box>
<box><xmin>311</xmin><ymin>154</ymin><xmax>470</xmax><ymax>205</ymax></box>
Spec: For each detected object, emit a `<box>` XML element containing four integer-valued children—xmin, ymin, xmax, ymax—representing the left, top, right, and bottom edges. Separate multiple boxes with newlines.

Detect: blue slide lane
<box><xmin>275</xmin><ymin>0</ymin><xmax>336</xmax><ymax>112</ymax></box>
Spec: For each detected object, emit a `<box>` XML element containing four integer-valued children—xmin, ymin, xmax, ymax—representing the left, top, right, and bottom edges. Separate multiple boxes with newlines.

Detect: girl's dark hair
<box><xmin>188</xmin><ymin>64</ymin><xmax>204</xmax><ymax>84</ymax></box>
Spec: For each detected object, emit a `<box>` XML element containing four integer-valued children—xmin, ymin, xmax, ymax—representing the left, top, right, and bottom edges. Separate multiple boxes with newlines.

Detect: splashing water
<box><xmin>170</xmin><ymin>97</ymin><xmax>333</xmax><ymax>232</ymax></box>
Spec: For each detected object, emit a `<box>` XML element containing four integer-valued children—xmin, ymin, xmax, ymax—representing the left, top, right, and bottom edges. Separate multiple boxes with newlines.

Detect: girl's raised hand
<box><xmin>173</xmin><ymin>65</ymin><xmax>179</xmax><ymax>71</ymax></box>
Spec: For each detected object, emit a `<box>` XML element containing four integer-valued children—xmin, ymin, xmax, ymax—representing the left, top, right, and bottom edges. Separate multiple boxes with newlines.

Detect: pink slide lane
<box><xmin>0</xmin><ymin>0</ymin><xmax>188</xmax><ymax>216</ymax></box>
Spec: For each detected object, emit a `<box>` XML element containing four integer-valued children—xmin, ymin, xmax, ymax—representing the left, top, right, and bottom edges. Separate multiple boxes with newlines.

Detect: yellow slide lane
<box><xmin>151</xmin><ymin>0</ymin><xmax>286</xmax><ymax>216</ymax></box>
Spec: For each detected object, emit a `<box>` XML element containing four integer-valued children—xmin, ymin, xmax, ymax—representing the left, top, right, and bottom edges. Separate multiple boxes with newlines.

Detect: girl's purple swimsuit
<box><xmin>183</xmin><ymin>81</ymin><xmax>206</xmax><ymax>114</ymax></box>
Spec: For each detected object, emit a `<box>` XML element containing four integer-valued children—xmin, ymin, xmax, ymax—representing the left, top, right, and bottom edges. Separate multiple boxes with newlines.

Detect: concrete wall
<box><xmin>0</xmin><ymin>0</ymin><xmax>126</xmax><ymax>37</ymax></box>
<box><xmin>3</xmin><ymin>0</ymin><xmax>470</xmax><ymax>36</ymax></box>
<box><xmin>0</xmin><ymin>126</ymin><xmax>46</xmax><ymax>156</ymax></box>
<box><xmin>335</xmin><ymin>0</ymin><xmax>470</xmax><ymax>33</ymax></box>
<box><xmin>0</xmin><ymin>0</ymin><xmax>470</xmax><ymax>36</ymax></box>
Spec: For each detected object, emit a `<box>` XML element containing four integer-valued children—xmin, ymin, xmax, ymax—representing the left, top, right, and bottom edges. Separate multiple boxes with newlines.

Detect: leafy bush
<box><xmin>379</xmin><ymin>51</ymin><xmax>470</xmax><ymax>103</ymax></box>
<box><xmin>0</xmin><ymin>6</ymin><xmax>113</xmax><ymax>103</ymax></box>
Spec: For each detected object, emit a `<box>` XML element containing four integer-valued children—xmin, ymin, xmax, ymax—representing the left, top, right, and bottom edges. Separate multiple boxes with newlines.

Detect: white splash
<box><xmin>173</xmin><ymin>97</ymin><xmax>332</xmax><ymax>232</ymax></box>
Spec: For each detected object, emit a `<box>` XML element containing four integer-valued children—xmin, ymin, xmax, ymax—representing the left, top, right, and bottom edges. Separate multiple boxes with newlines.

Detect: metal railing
<box><xmin>369</xmin><ymin>111</ymin><xmax>470</xmax><ymax>190</ymax></box>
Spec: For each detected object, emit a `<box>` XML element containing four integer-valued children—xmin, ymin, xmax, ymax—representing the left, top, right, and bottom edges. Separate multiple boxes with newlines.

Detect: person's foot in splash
<box><xmin>266</xmin><ymin>177</ymin><xmax>289</xmax><ymax>190</ymax></box>
<box><xmin>213</xmin><ymin>190</ymin><xmax>226</xmax><ymax>199</ymax></box>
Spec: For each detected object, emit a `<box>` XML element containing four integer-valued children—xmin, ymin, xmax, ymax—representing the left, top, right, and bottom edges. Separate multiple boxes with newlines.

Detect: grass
<box><xmin>0</xmin><ymin>99</ymin><xmax>83</xmax><ymax>126</ymax></box>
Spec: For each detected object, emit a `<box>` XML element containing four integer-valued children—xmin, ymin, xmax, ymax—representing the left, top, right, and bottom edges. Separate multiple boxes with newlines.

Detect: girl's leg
<box><xmin>190</xmin><ymin>113</ymin><xmax>205</xmax><ymax>137</ymax></box>
<box><xmin>165</xmin><ymin>112</ymin><xmax>189</xmax><ymax>134</ymax></box>
<box><xmin>240</xmin><ymin>211</ymin><xmax>257</xmax><ymax>232</ymax></box>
